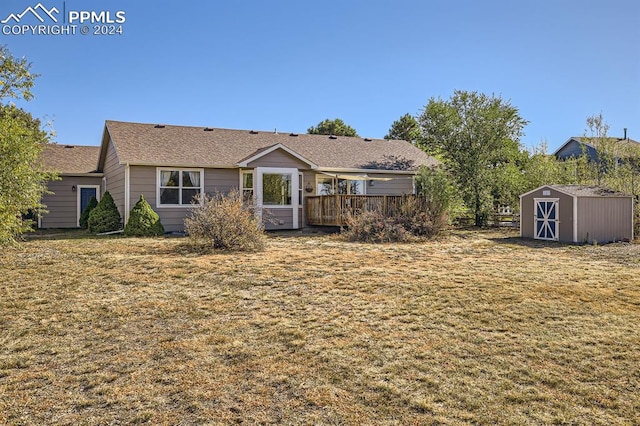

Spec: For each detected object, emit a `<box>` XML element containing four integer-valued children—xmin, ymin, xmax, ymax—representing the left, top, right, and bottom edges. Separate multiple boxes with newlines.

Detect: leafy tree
<box><xmin>307</xmin><ymin>118</ymin><xmax>359</xmax><ymax>137</ymax></box>
<box><xmin>79</xmin><ymin>196</ymin><xmax>98</xmax><ymax>229</ymax></box>
<box><xmin>583</xmin><ymin>112</ymin><xmax>616</xmax><ymax>185</ymax></box>
<box><xmin>124</xmin><ymin>195</ymin><xmax>164</xmax><ymax>236</ymax></box>
<box><xmin>384</xmin><ymin>113</ymin><xmax>421</xmax><ymax>144</ymax></box>
<box><xmin>414</xmin><ymin>166</ymin><xmax>459</xmax><ymax>230</ymax></box>
<box><xmin>521</xmin><ymin>141</ymin><xmax>577</xmax><ymax>192</ymax></box>
<box><xmin>418</xmin><ymin>90</ymin><xmax>528</xmax><ymax>226</ymax></box>
<box><xmin>0</xmin><ymin>46</ymin><xmax>54</xmax><ymax>245</ymax></box>
<box><xmin>0</xmin><ymin>46</ymin><xmax>37</xmax><ymax>101</ymax></box>
<box><xmin>87</xmin><ymin>191</ymin><xmax>121</xmax><ymax>233</ymax></box>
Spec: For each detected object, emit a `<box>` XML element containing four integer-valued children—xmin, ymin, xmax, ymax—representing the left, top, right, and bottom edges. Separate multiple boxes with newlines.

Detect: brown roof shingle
<box><xmin>42</xmin><ymin>144</ymin><xmax>101</xmax><ymax>175</ymax></box>
<box><xmin>551</xmin><ymin>185</ymin><xmax>631</xmax><ymax>197</ymax></box>
<box><xmin>104</xmin><ymin>120</ymin><xmax>437</xmax><ymax>171</ymax></box>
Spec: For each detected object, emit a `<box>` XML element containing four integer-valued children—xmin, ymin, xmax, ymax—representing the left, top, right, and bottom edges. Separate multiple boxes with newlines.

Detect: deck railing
<box><xmin>305</xmin><ymin>194</ymin><xmax>424</xmax><ymax>226</ymax></box>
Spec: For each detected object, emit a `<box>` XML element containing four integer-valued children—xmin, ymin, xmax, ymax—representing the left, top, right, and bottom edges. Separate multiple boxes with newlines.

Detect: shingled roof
<box><xmin>41</xmin><ymin>144</ymin><xmax>101</xmax><ymax>175</ymax></box>
<box><xmin>550</xmin><ymin>185</ymin><xmax>631</xmax><ymax>197</ymax></box>
<box><xmin>103</xmin><ymin>120</ymin><xmax>437</xmax><ymax>171</ymax></box>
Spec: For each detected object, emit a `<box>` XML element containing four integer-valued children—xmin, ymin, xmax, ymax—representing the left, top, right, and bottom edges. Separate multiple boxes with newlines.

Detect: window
<box><xmin>317</xmin><ymin>176</ymin><xmax>334</xmax><ymax>195</ymax></box>
<box><xmin>316</xmin><ymin>176</ymin><xmax>365</xmax><ymax>195</ymax></box>
<box><xmin>242</xmin><ymin>171</ymin><xmax>254</xmax><ymax>201</ymax></box>
<box><xmin>298</xmin><ymin>172</ymin><xmax>303</xmax><ymax>206</ymax></box>
<box><xmin>263</xmin><ymin>173</ymin><xmax>292</xmax><ymax>205</ymax></box>
<box><xmin>158</xmin><ymin>168</ymin><xmax>203</xmax><ymax>206</ymax></box>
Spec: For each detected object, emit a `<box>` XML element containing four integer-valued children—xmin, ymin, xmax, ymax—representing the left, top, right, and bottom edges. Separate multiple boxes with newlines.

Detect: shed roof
<box><xmin>41</xmin><ymin>144</ymin><xmax>101</xmax><ymax>175</ymax></box>
<box><xmin>521</xmin><ymin>184</ymin><xmax>632</xmax><ymax>199</ymax></box>
<box><xmin>549</xmin><ymin>185</ymin><xmax>631</xmax><ymax>197</ymax></box>
<box><xmin>103</xmin><ymin>120</ymin><xmax>438</xmax><ymax>171</ymax></box>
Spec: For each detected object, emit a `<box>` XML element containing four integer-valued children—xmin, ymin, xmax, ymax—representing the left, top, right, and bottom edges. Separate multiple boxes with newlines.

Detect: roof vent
<box><xmin>203</xmin><ymin>127</ymin><xmax>214</xmax><ymax>131</ymax></box>
<box><xmin>329</xmin><ymin>135</ymin><xmax>337</xmax><ymax>140</ymax></box>
<box><xmin>289</xmin><ymin>133</ymin><xmax>298</xmax><ymax>137</ymax></box>
<box><xmin>64</xmin><ymin>145</ymin><xmax>74</xmax><ymax>148</ymax></box>
<box><xmin>364</xmin><ymin>138</ymin><xmax>372</xmax><ymax>142</ymax></box>
<box><xmin>154</xmin><ymin>124</ymin><xmax>165</xmax><ymax>128</ymax></box>
<box><xmin>249</xmin><ymin>130</ymin><xmax>258</xmax><ymax>134</ymax></box>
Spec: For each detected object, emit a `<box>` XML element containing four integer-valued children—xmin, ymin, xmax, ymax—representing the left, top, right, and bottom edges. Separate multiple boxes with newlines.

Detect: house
<box><xmin>40</xmin><ymin>144</ymin><xmax>103</xmax><ymax>228</ymax></box>
<box><xmin>520</xmin><ymin>185</ymin><xmax>633</xmax><ymax>243</ymax></box>
<box><xmin>554</xmin><ymin>133</ymin><xmax>640</xmax><ymax>162</ymax></box>
<box><xmin>40</xmin><ymin>120</ymin><xmax>438</xmax><ymax>232</ymax></box>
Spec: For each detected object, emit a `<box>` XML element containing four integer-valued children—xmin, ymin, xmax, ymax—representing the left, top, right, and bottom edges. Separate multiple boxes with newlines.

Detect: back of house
<box><xmin>40</xmin><ymin>120</ymin><xmax>438</xmax><ymax>232</ymax></box>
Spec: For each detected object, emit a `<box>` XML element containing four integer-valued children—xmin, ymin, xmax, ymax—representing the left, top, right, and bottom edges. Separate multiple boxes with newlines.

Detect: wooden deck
<box><xmin>305</xmin><ymin>195</ymin><xmax>422</xmax><ymax>226</ymax></box>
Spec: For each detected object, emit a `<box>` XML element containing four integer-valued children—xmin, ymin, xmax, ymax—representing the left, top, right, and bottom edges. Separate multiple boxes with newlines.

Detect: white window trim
<box><xmin>76</xmin><ymin>185</ymin><xmax>101</xmax><ymax>227</ymax></box>
<box><xmin>314</xmin><ymin>174</ymin><xmax>367</xmax><ymax>195</ymax></box>
<box><xmin>156</xmin><ymin>167</ymin><xmax>205</xmax><ymax>208</ymax></box>
<box><xmin>256</xmin><ymin>167</ymin><xmax>298</xmax><ymax>209</ymax></box>
<box><xmin>298</xmin><ymin>172</ymin><xmax>303</xmax><ymax>207</ymax></box>
<box><xmin>240</xmin><ymin>169</ymin><xmax>255</xmax><ymax>198</ymax></box>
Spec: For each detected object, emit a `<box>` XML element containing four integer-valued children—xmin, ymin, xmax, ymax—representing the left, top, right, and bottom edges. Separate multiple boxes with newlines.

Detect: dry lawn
<box><xmin>1</xmin><ymin>229</ymin><xmax>639</xmax><ymax>425</ymax></box>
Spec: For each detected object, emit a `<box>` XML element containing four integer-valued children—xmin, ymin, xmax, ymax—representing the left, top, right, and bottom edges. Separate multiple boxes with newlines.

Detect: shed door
<box><xmin>534</xmin><ymin>199</ymin><xmax>559</xmax><ymax>241</ymax></box>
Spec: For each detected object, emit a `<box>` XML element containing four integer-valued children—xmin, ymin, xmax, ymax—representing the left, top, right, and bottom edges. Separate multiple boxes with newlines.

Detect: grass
<box><xmin>1</xmin><ymin>228</ymin><xmax>639</xmax><ymax>425</ymax></box>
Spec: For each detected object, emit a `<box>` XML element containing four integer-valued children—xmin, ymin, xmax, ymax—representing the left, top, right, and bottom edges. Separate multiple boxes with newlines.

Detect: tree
<box><xmin>124</xmin><ymin>195</ymin><xmax>164</xmax><ymax>236</ymax></box>
<box><xmin>307</xmin><ymin>118</ymin><xmax>359</xmax><ymax>137</ymax></box>
<box><xmin>79</xmin><ymin>196</ymin><xmax>98</xmax><ymax>229</ymax></box>
<box><xmin>521</xmin><ymin>141</ymin><xmax>577</xmax><ymax>193</ymax></box>
<box><xmin>583</xmin><ymin>112</ymin><xmax>615</xmax><ymax>185</ymax></box>
<box><xmin>384</xmin><ymin>113</ymin><xmax>421</xmax><ymax>144</ymax></box>
<box><xmin>87</xmin><ymin>191</ymin><xmax>121</xmax><ymax>233</ymax></box>
<box><xmin>418</xmin><ymin>90</ymin><xmax>528</xmax><ymax>226</ymax></box>
<box><xmin>0</xmin><ymin>46</ymin><xmax>53</xmax><ymax>245</ymax></box>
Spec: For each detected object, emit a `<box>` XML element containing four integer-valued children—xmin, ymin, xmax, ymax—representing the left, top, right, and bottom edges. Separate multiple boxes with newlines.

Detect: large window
<box><xmin>316</xmin><ymin>176</ymin><xmax>365</xmax><ymax>195</ymax></box>
<box><xmin>263</xmin><ymin>173</ymin><xmax>292</xmax><ymax>205</ymax></box>
<box><xmin>158</xmin><ymin>168</ymin><xmax>203</xmax><ymax>206</ymax></box>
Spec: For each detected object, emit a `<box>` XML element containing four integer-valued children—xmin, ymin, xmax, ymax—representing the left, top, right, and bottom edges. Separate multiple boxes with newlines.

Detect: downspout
<box><xmin>124</xmin><ymin>163</ymin><xmax>130</xmax><ymax>227</ymax></box>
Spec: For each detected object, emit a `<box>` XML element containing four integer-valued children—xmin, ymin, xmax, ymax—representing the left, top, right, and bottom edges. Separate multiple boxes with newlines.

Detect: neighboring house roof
<box><xmin>553</xmin><ymin>136</ymin><xmax>640</xmax><ymax>159</ymax></box>
<box><xmin>520</xmin><ymin>184</ymin><xmax>631</xmax><ymax>198</ymax></box>
<box><xmin>102</xmin><ymin>120</ymin><xmax>437</xmax><ymax>171</ymax></box>
<box><xmin>41</xmin><ymin>144</ymin><xmax>102</xmax><ymax>175</ymax></box>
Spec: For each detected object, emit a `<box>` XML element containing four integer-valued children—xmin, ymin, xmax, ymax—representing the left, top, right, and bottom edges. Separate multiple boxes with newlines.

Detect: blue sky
<box><xmin>2</xmin><ymin>0</ymin><xmax>638</xmax><ymax>151</ymax></box>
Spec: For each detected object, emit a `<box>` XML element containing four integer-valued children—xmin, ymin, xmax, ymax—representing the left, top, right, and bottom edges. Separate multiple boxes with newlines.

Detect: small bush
<box><xmin>79</xmin><ymin>196</ymin><xmax>98</xmax><ymax>229</ymax></box>
<box><xmin>184</xmin><ymin>189</ymin><xmax>265</xmax><ymax>251</ymax></box>
<box><xmin>87</xmin><ymin>191</ymin><xmax>122</xmax><ymax>234</ymax></box>
<box><xmin>124</xmin><ymin>195</ymin><xmax>164</xmax><ymax>236</ymax></box>
<box><xmin>343</xmin><ymin>210</ymin><xmax>412</xmax><ymax>243</ymax></box>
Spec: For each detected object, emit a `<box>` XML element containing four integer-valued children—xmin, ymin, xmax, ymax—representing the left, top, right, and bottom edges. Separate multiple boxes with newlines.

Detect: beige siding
<box><xmin>264</xmin><ymin>208</ymin><xmax>294</xmax><ymax>230</ymax></box>
<box><xmin>520</xmin><ymin>187</ymin><xmax>574</xmax><ymax>242</ymax></box>
<box><xmin>247</xmin><ymin>149</ymin><xmax>310</xmax><ymax>169</ymax></box>
<box><xmin>576</xmin><ymin>197</ymin><xmax>633</xmax><ymax>243</ymax></box>
<box><xmin>128</xmin><ymin>166</ymin><xmax>240</xmax><ymax>233</ymax></box>
<box><xmin>103</xmin><ymin>139</ymin><xmax>125</xmax><ymax>218</ymax></box>
<box><xmin>366</xmin><ymin>173</ymin><xmax>415</xmax><ymax>195</ymax></box>
<box><xmin>41</xmin><ymin>176</ymin><xmax>103</xmax><ymax>228</ymax></box>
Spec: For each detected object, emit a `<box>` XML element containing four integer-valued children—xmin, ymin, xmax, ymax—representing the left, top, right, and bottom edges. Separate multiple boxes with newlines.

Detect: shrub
<box><xmin>184</xmin><ymin>189</ymin><xmax>265</xmax><ymax>251</ymax></box>
<box><xmin>343</xmin><ymin>210</ymin><xmax>412</xmax><ymax>243</ymax></box>
<box><xmin>343</xmin><ymin>167</ymin><xmax>456</xmax><ymax>243</ymax></box>
<box><xmin>124</xmin><ymin>195</ymin><xmax>164</xmax><ymax>236</ymax></box>
<box><xmin>87</xmin><ymin>191</ymin><xmax>122</xmax><ymax>233</ymax></box>
<box><xmin>414</xmin><ymin>166</ymin><xmax>457</xmax><ymax>233</ymax></box>
<box><xmin>79</xmin><ymin>196</ymin><xmax>98</xmax><ymax>229</ymax></box>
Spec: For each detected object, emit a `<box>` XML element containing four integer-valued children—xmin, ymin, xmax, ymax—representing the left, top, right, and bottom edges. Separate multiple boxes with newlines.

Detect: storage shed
<box><xmin>520</xmin><ymin>185</ymin><xmax>634</xmax><ymax>243</ymax></box>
